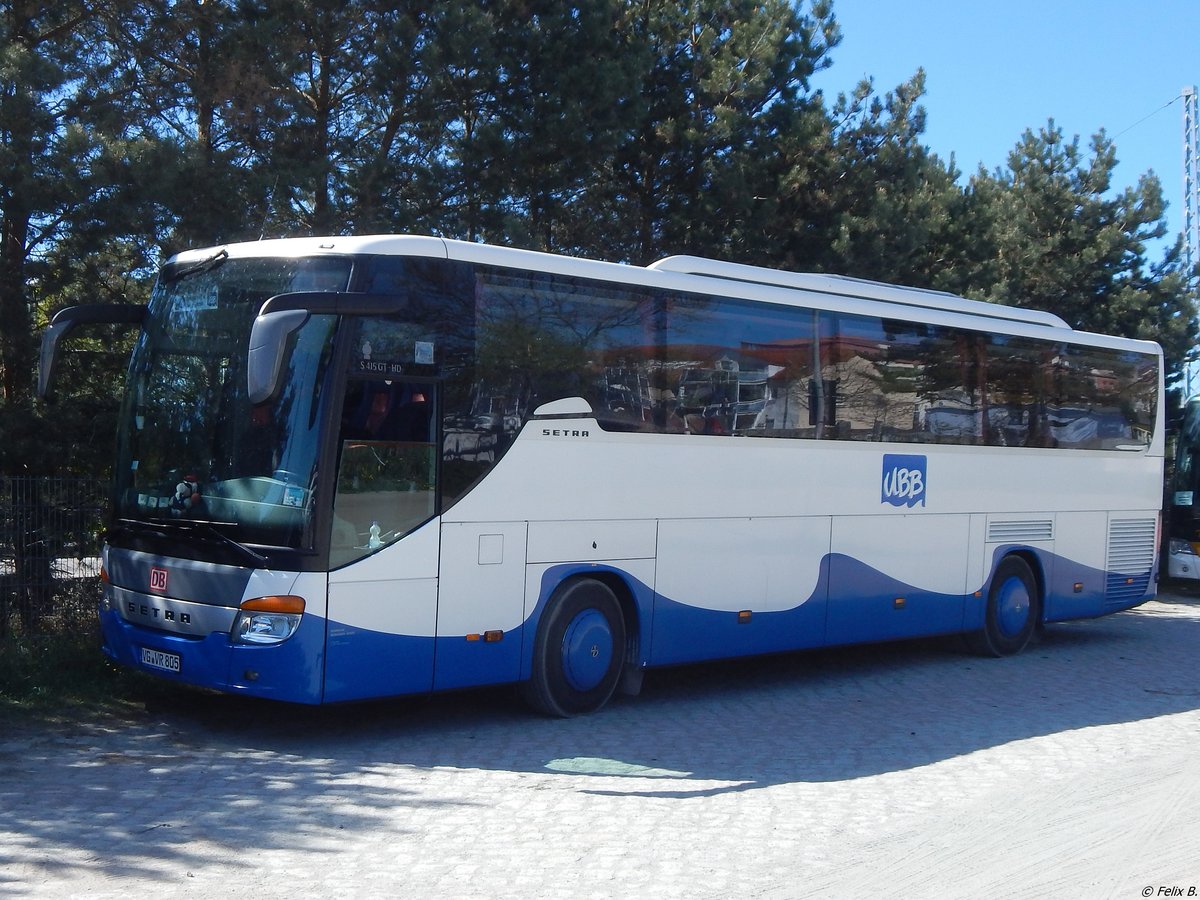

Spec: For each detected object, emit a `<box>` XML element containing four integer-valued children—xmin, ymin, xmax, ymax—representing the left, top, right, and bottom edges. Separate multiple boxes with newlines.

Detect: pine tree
<box><xmin>965</xmin><ymin>123</ymin><xmax>1198</xmax><ymax>386</ymax></box>
<box><xmin>600</xmin><ymin>0</ymin><xmax>839</xmax><ymax>264</ymax></box>
<box><xmin>1</xmin><ymin>2</ymin><xmax>107</xmax><ymax>409</ymax></box>
<box><xmin>824</xmin><ymin>71</ymin><xmax>962</xmax><ymax>286</ymax></box>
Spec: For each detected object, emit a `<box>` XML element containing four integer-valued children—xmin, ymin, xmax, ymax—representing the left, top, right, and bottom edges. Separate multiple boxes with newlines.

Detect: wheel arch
<box><xmin>520</xmin><ymin>571</ymin><xmax>634</xmax><ymax>716</ymax></box>
<box><xmin>522</xmin><ymin>565</ymin><xmax>647</xmax><ymax>681</ymax></box>
<box><xmin>588</xmin><ymin>570</ymin><xmax>641</xmax><ymax>658</ymax></box>
<box><xmin>967</xmin><ymin>548</ymin><xmax>1044</xmax><ymax>657</ymax></box>
<box><xmin>1002</xmin><ymin>548</ymin><xmax>1047</xmax><ymax>624</ymax></box>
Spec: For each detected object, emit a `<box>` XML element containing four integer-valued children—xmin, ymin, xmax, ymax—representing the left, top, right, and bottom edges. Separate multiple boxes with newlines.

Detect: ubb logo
<box><xmin>881</xmin><ymin>454</ymin><xmax>927</xmax><ymax>508</ymax></box>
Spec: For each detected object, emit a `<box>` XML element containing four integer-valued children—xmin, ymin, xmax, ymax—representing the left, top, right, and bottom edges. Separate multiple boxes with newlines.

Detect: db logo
<box><xmin>881</xmin><ymin>454</ymin><xmax>927</xmax><ymax>508</ymax></box>
<box><xmin>149</xmin><ymin>567</ymin><xmax>169</xmax><ymax>593</ymax></box>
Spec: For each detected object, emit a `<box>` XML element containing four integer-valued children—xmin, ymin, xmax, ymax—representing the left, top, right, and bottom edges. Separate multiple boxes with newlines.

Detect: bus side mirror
<box><xmin>247</xmin><ymin>291</ymin><xmax>415</xmax><ymax>405</ymax></box>
<box><xmin>39</xmin><ymin>304</ymin><xmax>147</xmax><ymax>401</ymax></box>
<box><xmin>247</xmin><ymin>310</ymin><xmax>310</xmax><ymax>405</ymax></box>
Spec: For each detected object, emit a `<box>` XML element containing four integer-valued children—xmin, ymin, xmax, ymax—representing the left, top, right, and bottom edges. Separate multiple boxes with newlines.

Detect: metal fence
<box><xmin>1</xmin><ymin>477</ymin><xmax>107</xmax><ymax>638</ymax></box>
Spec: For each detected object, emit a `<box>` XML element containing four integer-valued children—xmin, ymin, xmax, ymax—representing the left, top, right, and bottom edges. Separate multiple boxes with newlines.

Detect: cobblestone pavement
<box><xmin>3</xmin><ymin>592</ymin><xmax>1199</xmax><ymax>899</ymax></box>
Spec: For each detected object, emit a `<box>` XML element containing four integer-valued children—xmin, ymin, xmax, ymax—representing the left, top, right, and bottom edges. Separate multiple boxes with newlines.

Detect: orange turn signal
<box><xmin>239</xmin><ymin>595</ymin><xmax>305</xmax><ymax>615</ymax></box>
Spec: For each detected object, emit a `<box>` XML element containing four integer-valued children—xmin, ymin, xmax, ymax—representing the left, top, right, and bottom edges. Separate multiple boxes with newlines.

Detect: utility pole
<box><xmin>1185</xmin><ymin>85</ymin><xmax>1199</xmax><ymax>281</ymax></box>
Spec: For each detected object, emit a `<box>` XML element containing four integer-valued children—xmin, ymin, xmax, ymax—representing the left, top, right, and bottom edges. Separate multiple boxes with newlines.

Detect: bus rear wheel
<box><xmin>522</xmin><ymin>578</ymin><xmax>626</xmax><ymax>717</ymax></box>
<box><xmin>968</xmin><ymin>555</ymin><xmax>1041</xmax><ymax>657</ymax></box>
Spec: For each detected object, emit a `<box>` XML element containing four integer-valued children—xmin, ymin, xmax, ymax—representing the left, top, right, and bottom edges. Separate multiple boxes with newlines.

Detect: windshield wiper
<box><xmin>191</xmin><ymin>520</ymin><xmax>269</xmax><ymax>566</ymax></box>
<box><xmin>116</xmin><ymin>517</ymin><xmax>269</xmax><ymax>567</ymax></box>
<box><xmin>162</xmin><ymin>249</ymin><xmax>229</xmax><ymax>284</ymax></box>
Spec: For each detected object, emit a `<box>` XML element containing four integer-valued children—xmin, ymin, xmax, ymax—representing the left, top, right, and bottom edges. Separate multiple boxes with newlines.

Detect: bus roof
<box><xmin>171</xmin><ymin>234</ymin><xmax>1081</xmax><ymax>337</ymax></box>
<box><xmin>647</xmin><ymin>255</ymin><xmax>1072</xmax><ymax>330</ymax></box>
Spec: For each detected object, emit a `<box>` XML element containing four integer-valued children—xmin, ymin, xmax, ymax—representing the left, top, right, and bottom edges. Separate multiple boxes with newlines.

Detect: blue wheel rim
<box><xmin>561</xmin><ymin>608</ymin><xmax>614</xmax><ymax>692</ymax></box>
<box><xmin>995</xmin><ymin>575</ymin><xmax>1031</xmax><ymax>637</ymax></box>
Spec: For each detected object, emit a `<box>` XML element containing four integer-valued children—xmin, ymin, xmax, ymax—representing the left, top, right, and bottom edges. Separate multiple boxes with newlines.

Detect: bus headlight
<box><xmin>1169</xmin><ymin>539</ymin><xmax>1198</xmax><ymax>557</ymax></box>
<box><xmin>232</xmin><ymin>595</ymin><xmax>305</xmax><ymax>645</ymax></box>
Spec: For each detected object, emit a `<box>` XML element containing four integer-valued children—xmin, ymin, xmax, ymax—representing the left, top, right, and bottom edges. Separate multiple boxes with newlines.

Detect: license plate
<box><xmin>140</xmin><ymin>647</ymin><xmax>181</xmax><ymax>673</ymax></box>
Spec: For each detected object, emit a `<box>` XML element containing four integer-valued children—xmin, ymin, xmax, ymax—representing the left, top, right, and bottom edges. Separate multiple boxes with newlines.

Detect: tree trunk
<box><xmin>0</xmin><ymin>94</ymin><xmax>35</xmax><ymax>406</ymax></box>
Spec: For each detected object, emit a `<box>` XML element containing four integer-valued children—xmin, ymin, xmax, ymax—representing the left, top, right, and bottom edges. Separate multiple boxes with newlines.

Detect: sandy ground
<box><xmin>2</xmin><ymin>592</ymin><xmax>1198</xmax><ymax>899</ymax></box>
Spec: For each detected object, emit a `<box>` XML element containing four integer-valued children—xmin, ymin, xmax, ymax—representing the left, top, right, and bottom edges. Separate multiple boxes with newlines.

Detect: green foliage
<box><xmin>778</xmin><ymin>69</ymin><xmax>966</xmax><ymax>285</ymax></box>
<box><xmin>962</xmin><ymin>123</ymin><xmax>1198</xmax><ymax>383</ymax></box>
<box><xmin>0</xmin><ymin>629</ymin><xmax>173</xmax><ymax>726</ymax></box>
<box><xmin>1</xmin><ymin>0</ymin><xmax>1196</xmax><ymax>480</ymax></box>
<box><xmin>600</xmin><ymin>0</ymin><xmax>840</xmax><ymax>263</ymax></box>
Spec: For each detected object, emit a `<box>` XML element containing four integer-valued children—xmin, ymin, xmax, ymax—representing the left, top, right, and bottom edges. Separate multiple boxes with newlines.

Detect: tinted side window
<box><xmin>1052</xmin><ymin>344</ymin><xmax>1157</xmax><ymax>449</ymax></box>
<box><xmin>460</xmin><ymin>265</ymin><xmax>1158</xmax><ymax>452</ymax></box>
<box><xmin>474</xmin><ymin>269</ymin><xmax>651</xmax><ymax>431</ymax></box>
<box><xmin>980</xmin><ymin>334</ymin><xmax>1055</xmax><ymax>447</ymax></box>
<box><xmin>659</xmin><ymin>294</ymin><xmax>816</xmax><ymax>436</ymax></box>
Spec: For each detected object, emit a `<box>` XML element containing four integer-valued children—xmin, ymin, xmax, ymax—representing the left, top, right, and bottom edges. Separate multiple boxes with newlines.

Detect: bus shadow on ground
<box><xmin>1</xmin><ymin>596</ymin><xmax>1197</xmax><ymax>893</ymax></box>
<box><xmin>153</xmin><ymin>592</ymin><xmax>1200</xmax><ymax>790</ymax></box>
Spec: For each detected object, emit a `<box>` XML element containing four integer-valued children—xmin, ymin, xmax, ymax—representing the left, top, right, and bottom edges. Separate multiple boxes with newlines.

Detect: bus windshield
<box><xmin>114</xmin><ymin>256</ymin><xmax>352</xmax><ymax>549</ymax></box>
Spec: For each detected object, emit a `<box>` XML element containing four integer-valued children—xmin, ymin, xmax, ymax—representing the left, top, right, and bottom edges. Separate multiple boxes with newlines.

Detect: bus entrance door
<box><xmin>434</xmin><ymin>521</ymin><xmax>529</xmax><ymax>690</ymax></box>
<box><xmin>325</xmin><ymin>377</ymin><xmax>440</xmax><ymax>702</ymax></box>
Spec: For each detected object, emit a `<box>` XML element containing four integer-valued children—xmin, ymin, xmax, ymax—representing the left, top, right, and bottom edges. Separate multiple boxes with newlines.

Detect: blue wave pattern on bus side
<box><xmin>648</xmin><ymin>553</ymin><xmax>961</xmax><ymax>666</ymax></box>
<box><xmin>323</xmin><ymin>620</ymin><xmax>435</xmax><ymax>702</ymax></box>
<box><xmin>315</xmin><ymin>546</ymin><xmax>1154</xmax><ymax>700</ymax></box>
<box><xmin>101</xmin><ymin>547</ymin><xmax>1155</xmax><ymax>704</ymax></box>
<box><xmin>649</xmin><ymin>547</ymin><xmax>1154</xmax><ymax>666</ymax></box>
<box><xmin>322</xmin><ymin>625</ymin><xmax>527</xmax><ymax>702</ymax></box>
<box><xmin>980</xmin><ymin>544</ymin><xmax>1154</xmax><ymax>623</ymax></box>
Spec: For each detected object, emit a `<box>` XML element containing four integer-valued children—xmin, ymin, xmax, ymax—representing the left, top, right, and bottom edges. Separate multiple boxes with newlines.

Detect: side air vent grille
<box><xmin>1105</xmin><ymin>518</ymin><xmax>1157</xmax><ymax>608</ymax></box>
<box><xmin>986</xmin><ymin>519</ymin><xmax>1054</xmax><ymax>543</ymax></box>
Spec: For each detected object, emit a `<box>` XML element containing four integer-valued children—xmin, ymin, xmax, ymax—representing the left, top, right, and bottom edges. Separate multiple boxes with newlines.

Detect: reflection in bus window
<box><xmin>331</xmin><ymin>379</ymin><xmax>437</xmax><ymax>568</ymax></box>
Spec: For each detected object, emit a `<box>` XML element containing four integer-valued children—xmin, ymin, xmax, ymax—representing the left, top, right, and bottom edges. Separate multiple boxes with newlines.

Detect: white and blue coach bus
<box><xmin>40</xmin><ymin>236</ymin><xmax>1163</xmax><ymax>715</ymax></box>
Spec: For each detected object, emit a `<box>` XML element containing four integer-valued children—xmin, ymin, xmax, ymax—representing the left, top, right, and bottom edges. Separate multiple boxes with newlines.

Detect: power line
<box><xmin>1111</xmin><ymin>92</ymin><xmax>1184</xmax><ymax>142</ymax></box>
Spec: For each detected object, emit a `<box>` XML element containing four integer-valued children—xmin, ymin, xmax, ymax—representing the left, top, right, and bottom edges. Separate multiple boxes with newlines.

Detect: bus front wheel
<box><xmin>968</xmin><ymin>555</ymin><xmax>1041</xmax><ymax>657</ymax></box>
<box><xmin>522</xmin><ymin>578</ymin><xmax>626</xmax><ymax>717</ymax></box>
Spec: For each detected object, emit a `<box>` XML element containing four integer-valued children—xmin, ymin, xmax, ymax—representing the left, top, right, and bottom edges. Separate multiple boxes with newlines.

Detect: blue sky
<box><xmin>814</xmin><ymin>0</ymin><xmax>1200</xmax><ymax>256</ymax></box>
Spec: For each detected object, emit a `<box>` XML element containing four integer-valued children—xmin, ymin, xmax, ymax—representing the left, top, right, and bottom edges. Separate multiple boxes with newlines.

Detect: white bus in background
<box><xmin>40</xmin><ymin>236</ymin><xmax>1164</xmax><ymax>715</ymax></box>
<box><xmin>1167</xmin><ymin>396</ymin><xmax>1200</xmax><ymax>580</ymax></box>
